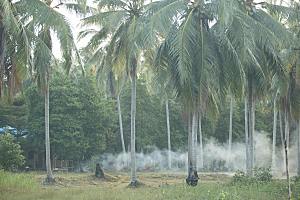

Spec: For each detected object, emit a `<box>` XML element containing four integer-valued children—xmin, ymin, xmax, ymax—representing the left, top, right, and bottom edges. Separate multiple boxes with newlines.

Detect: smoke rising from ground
<box><xmin>87</xmin><ymin>132</ymin><xmax>298</xmax><ymax>176</ymax></box>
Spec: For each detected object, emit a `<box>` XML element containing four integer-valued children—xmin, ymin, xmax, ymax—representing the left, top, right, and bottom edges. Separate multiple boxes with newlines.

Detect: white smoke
<box><xmin>86</xmin><ymin>132</ymin><xmax>298</xmax><ymax>176</ymax></box>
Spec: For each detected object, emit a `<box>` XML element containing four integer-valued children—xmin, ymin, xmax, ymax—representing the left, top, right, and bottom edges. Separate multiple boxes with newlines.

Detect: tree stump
<box><xmin>95</xmin><ymin>163</ymin><xmax>104</xmax><ymax>178</ymax></box>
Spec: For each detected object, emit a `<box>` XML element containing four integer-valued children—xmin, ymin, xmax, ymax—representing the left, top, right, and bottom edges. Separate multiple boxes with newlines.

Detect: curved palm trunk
<box><xmin>45</xmin><ymin>75</ymin><xmax>54</xmax><ymax>182</ymax></box>
<box><xmin>271</xmin><ymin>97</ymin><xmax>278</xmax><ymax>172</ymax></box>
<box><xmin>165</xmin><ymin>99</ymin><xmax>171</xmax><ymax>169</ymax></box>
<box><xmin>117</xmin><ymin>95</ymin><xmax>126</xmax><ymax>154</ymax></box>
<box><xmin>0</xmin><ymin>19</ymin><xmax>5</xmax><ymax>98</ymax></box>
<box><xmin>198</xmin><ymin>112</ymin><xmax>204</xmax><ymax>170</ymax></box>
<box><xmin>129</xmin><ymin>59</ymin><xmax>137</xmax><ymax>186</ymax></box>
<box><xmin>227</xmin><ymin>96</ymin><xmax>233</xmax><ymax>168</ymax></box>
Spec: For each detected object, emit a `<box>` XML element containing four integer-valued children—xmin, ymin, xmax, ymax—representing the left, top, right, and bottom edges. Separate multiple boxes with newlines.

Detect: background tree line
<box><xmin>0</xmin><ymin>71</ymin><xmax>283</xmax><ymax>169</ymax></box>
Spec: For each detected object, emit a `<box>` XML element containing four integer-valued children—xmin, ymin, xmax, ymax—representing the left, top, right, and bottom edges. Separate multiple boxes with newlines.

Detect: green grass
<box><xmin>0</xmin><ymin>171</ymin><xmax>299</xmax><ymax>200</ymax></box>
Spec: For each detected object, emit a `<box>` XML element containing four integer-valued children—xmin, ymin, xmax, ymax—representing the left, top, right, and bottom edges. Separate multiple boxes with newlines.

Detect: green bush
<box><xmin>0</xmin><ymin>133</ymin><xmax>25</xmax><ymax>171</ymax></box>
<box><xmin>253</xmin><ymin>167</ymin><xmax>272</xmax><ymax>182</ymax></box>
<box><xmin>232</xmin><ymin>170</ymin><xmax>248</xmax><ymax>183</ymax></box>
<box><xmin>232</xmin><ymin>168</ymin><xmax>273</xmax><ymax>185</ymax></box>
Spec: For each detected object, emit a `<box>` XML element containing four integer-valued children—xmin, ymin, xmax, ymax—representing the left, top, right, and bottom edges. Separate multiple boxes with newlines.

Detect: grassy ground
<box><xmin>0</xmin><ymin>171</ymin><xmax>299</xmax><ymax>200</ymax></box>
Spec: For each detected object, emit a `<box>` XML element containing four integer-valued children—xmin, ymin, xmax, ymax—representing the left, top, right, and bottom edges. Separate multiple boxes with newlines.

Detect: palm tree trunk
<box><xmin>247</xmin><ymin>81</ymin><xmax>255</xmax><ymax>176</ymax></box>
<box><xmin>198</xmin><ymin>112</ymin><xmax>204</xmax><ymax>170</ymax></box>
<box><xmin>245</xmin><ymin>98</ymin><xmax>250</xmax><ymax>174</ymax></box>
<box><xmin>271</xmin><ymin>97</ymin><xmax>278</xmax><ymax>172</ymax></box>
<box><xmin>0</xmin><ymin>20</ymin><xmax>5</xmax><ymax>98</ymax></box>
<box><xmin>129</xmin><ymin>59</ymin><xmax>137</xmax><ymax>186</ymax></box>
<box><xmin>284</xmin><ymin>109</ymin><xmax>290</xmax><ymax>150</ymax></box>
<box><xmin>284</xmin><ymin>139</ymin><xmax>291</xmax><ymax>200</ymax></box>
<box><xmin>283</xmin><ymin>108</ymin><xmax>291</xmax><ymax>199</ymax></box>
<box><xmin>279</xmin><ymin>110</ymin><xmax>285</xmax><ymax>171</ymax></box>
<box><xmin>191</xmin><ymin>111</ymin><xmax>198</xmax><ymax>171</ymax></box>
<box><xmin>187</xmin><ymin>112</ymin><xmax>192</xmax><ymax>175</ymax></box>
<box><xmin>187</xmin><ymin>111</ymin><xmax>198</xmax><ymax>185</ymax></box>
<box><xmin>297</xmin><ymin>119</ymin><xmax>300</xmax><ymax>176</ymax></box>
<box><xmin>117</xmin><ymin>95</ymin><xmax>126</xmax><ymax>154</ymax></box>
<box><xmin>227</xmin><ymin>96</ymin><xmax>233</xmax><ymax>167</ymax></box>
<box><xmin>45</xmin><ymin>75</ymin><xmax>54</xmax><ymax>182</ymax></box>
<box><xmin>165</xmin><ymin>99</ymin><xmax>171</xmax><ymax>169</ymax></box>
<box><xmin>252</xmin><ymin>98</ymin><xmax>255</xmax><ymax>169</ymax></box>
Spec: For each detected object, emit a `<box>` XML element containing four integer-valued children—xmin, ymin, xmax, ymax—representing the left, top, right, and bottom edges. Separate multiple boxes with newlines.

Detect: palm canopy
<box><xmin>0</xmin><ymin>0</ymin><xmax>32</xmax><ymax>98</ymax></box>
<box><xmin>265</xmin><ymin>1</ymin><xmax>300</xmax><ymax>120</ymax></box>
<box><xmin>80</xmin><ymin>0</ymin><xmax>151</xmax><ymax>76</ymax></box>
<box><xmin>151</xmin><ymin>0</ymin><xmax>291</xmax><ymax>108</ymax></box>
<box><xmin>13</xmin><ymin>0</ymin><xmax>84</xmax><ymax>89</ymax></box>
<box><xmin>150</xmin><ymin>0</ymin><xmax>247</xmax><ymax>113</ymax></box>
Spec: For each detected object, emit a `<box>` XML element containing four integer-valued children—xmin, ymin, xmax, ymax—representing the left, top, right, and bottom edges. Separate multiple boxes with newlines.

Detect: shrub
<box><xmin>232</xmin><ymin>168</ymin><xmax>272</xmax><ymax>185</ymax></box>
<box><xmin>0</xmin><ymin>133</ymin><xmax>25</xmax><ymax>171</ymax></box>
<box><xmin>232</xmin><ymin>170</ymin><xmax>250</xmax><ymax>184</ymax></box>
<box><xmin>253</xmin><ymin>167</ymin><xmax>272</xmax><ymax>182</ymax></box>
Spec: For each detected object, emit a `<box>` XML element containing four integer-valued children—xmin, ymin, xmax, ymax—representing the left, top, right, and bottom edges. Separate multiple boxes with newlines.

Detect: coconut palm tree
<box><xmin>17</xmin><ymin>0</ymin><xmax>81</xmax><ymax>183</ymax></box>
<box><xmin>81</xmin><ymin>0</ymin><xmax>162</xmax><ymax>186</ymax></box>
<box><xmin>222</xmin><ymin>0</ymin><xmax>290</xmax><ymax>175</ymax></box>
<box><xmin>152</xmin><ymin>0</ymin><xmax>245</xmax><ymax>184</ymax></box>
<box><xmin>265</xmin><ymin>1</ymin><xmax>300</xmax><ymax>181</ymax></box>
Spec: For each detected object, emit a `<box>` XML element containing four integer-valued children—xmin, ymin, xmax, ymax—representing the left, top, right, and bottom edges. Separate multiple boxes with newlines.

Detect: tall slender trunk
<box><xmin>283</xmin><ymin>107</ymin><xmax>291</xmax><ymax>199</ymax></box>
<box><xmin>246</xmin><ymin>80</ymin><xmax>255</xmax><ymax>176</ymax></box>
<box><xmin>297</xmin><ymin>119</ymin><xmax>300</xmax><ymax>176</ymax></box>
<box><xmin>187</xmin><ymin>113</ymin><xmax>192</xmax><ymax>175</ymax></box>
<box><xmin>165</xmin><ymin>99</ymin><xmax>171</xmax><ymax>169</ymax></box>
<box><xmin>285</xmin><ymin>113</ymin><xmax>290</xmax><ymax>149</ymax></box>
<box><xmin>279</xmin><ymin>110</ymin><xmax>285</xmax><ymax>171</ymax></box>
<box><xmin>284</xmin><ymin>109</ymin><xmax>290</xmax><ymax>151</ymax></box>
<box><xmin>198</xmin><ymin>112</ymin><xmax>204</xmax><ymax>170</ymax></box>
<box><xmin>227</xmin><ymin>96</ymin><xmax>233</xmax><ymax>167</ymax></box>
<box><xmin>285</xmin><ymin>139</ymin><xmax>291</xmax><ymax>200</ymax></box>
<box><xmin>271</xmin><ymin>95</ymin><xmax>278</xmax><ymax>172</ymax></box>
<box><xmin>129</xmin><ymin>59</ymin><xmax>137</xmax><ymax>186</ymax></box>
<box><xmin>0</xmin><ymin>19</ymin><xmax>5</xmax><ymax>98</ymax></box>
<box><xmin>117</xmin><ymin>95</ymin><xmax>126</xmax><ymax>154</ymax></box>
<box><xmin>45</xmin><ymin>75</ymin><xmax>54</xmax><ymax>182</ymax></box>
<box><xmin>191</xmin><ymin>111</ymin><xmax>198</xmax><ymax>171</ymax></box>
<box><xmin>187</xmin><ymin>111</ymin><xmax>198</xmax><ymax>181</ymax></box>
<box><xmin>245</xmin><ymin>98</ymin><xmax>250</xmax><ymax>173</ymax></box>
<box><xmin>250</xmin><ymin>95</ymin><xmax>255</xmax><ymax>175</ymax></box>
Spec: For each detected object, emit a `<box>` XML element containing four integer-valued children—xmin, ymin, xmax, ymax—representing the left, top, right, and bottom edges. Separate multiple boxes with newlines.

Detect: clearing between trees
<box><xmin>1</xmin><ymin>171</ymin><xmax>299</xmax><ymax>200</ymax></box>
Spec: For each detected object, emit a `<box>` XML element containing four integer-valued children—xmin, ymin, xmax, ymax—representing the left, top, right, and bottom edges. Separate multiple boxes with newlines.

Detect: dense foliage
<box><xmin>0</xmin><ymin>133</ymin><xmax>25</xmax><ymax>171</ymax></box>
<box><xmin>0</xmin><ymin>72</ymin><xmax>280</xmax><ymax>166</ymax></box>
